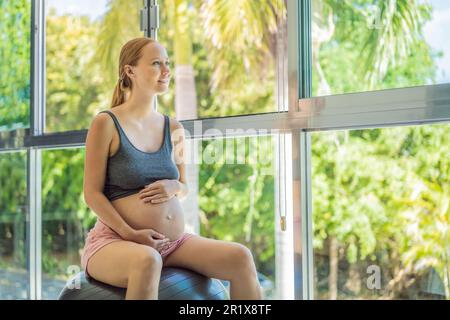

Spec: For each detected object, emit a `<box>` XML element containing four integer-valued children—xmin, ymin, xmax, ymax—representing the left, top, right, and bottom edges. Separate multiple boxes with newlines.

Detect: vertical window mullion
<box><xmin>29</xmin><ymin>0</ymin><xmax>45</xmax><ymax>300</ymax></box>
<box><xmin>299</xmin><ymin>0</ymin><xmax>314</xmax><ymax>300</ymax></box>
<box><xmin>287</xmin><ymin>0</ymin><xmax>302</xmax><ymax>299</ymax></box>
<box><xmin>27</xmin><ymin>149</ymin><xmax>42</xmax><ymax>300</ymax></box>
<box><xmin>32</xmin><ymin>0</ymin><xmax>45</xmax><ymax>136</ymax></box>
<box><xmin>298</xmin><ymin>0</ymin><xmax>312</xmax><ymax>101</ymax></box>
<box><xmin>142</xmin><ymin>0</ymin><xmax>159</xmax><ymax>39</ymax></box>
<box><xmin>142</xmin><ymin>0</ymin><xmax>159</xmax><ymax>111</ymax></box>
<box><xmin>300</xmin><ymin>131</ymin><xmax>313</xmax><ymax>299</ymax></box>
<box><xmin>27</xmin><ymin>149</ymin><xmax>35</xmax><ymax>300</ymax></box>
<box><xmin>288</xmin><ymin>0</ymin><xmax>313</xmax><ymax>300</ymax></box>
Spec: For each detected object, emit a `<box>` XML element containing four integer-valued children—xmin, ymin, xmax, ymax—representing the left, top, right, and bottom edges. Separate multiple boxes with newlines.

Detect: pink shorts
<box><xmin>80</xmin><ymin>219</ymin><xmax>195</xmax><ymax>278</ymax></box>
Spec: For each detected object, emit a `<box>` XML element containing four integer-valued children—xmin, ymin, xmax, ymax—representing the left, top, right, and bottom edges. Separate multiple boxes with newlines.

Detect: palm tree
<box><xmin>315</xmin><ymin>0</ymin><xmax>429</xmax><ymax>93</ymax></box>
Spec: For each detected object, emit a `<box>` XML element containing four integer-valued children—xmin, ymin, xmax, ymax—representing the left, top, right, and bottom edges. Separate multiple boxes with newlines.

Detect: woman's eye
<box><xmin>152</xmin><ymin>61</ymin><xmax>170</xmax><ymax>67</ymax></box>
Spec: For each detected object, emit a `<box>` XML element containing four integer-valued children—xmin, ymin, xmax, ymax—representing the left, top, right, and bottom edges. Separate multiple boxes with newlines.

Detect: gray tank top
<box><xmin>98</xmin><ymin>110</ymin><xmax>180</xmax><ymax>201</ymax></box>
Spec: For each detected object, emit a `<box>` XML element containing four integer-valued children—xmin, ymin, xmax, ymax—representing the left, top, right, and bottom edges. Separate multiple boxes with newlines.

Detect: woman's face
<box><xmin>126</xmin><ymin>42</ymin><xmax>171</xmax><ymax>95</ymax></box>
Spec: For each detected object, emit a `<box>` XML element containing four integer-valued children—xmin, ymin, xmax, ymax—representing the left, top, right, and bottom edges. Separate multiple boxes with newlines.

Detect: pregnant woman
<box><xmin>81</xmin><ymin>37</ymin><xmax>262</xmax><ymax>300</ymax></box>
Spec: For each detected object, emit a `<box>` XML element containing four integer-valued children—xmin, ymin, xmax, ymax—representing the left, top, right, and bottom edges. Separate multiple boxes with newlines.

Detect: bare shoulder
<box><xmin>169</xmin><ymin>116</ymin><xmax>184</xmax><ymax>131</ymax></box>
<box><xmin>87</xmin><ymin>111</ymin><xmax>115</xmax><ymax>141</ymax></box>
<box><xmin>94</xmin><ymin>111</ymin><xmax>115</xmax><ymax>126</ymax></box>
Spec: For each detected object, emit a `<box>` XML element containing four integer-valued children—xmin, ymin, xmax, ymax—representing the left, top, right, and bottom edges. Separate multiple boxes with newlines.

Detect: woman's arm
<box><xmin>83</xmin><ymin>113</ymin><xmax>135</xmax><ymax>239</ymax></box>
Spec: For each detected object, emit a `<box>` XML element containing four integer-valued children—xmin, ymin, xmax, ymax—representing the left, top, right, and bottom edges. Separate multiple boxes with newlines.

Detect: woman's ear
<box><xmin>124</xmin><ymin>65</ymin><xmax>135</xmax><ymax>78</ymax></box>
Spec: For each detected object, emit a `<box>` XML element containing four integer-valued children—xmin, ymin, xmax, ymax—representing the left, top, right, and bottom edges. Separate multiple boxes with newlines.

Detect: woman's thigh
<box><xmin>87</xmin><ymin>240</ymin><xmax>160</xmax><ymax>288</ymax></box>
<box><xmin>163</xmin><ymin>235</ymin><xmax>255</xmax><ymax>281</ymax></box>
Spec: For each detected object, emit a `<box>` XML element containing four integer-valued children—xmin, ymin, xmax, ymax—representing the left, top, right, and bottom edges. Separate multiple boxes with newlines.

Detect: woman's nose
<box><xmin>161</xmin><ymin>64</ymin><xmax>170</xmax><ymax>75</ymax></box>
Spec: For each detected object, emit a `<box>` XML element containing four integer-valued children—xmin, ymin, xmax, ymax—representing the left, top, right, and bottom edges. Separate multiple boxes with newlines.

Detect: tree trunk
<box><xmin>345</xmin><ymin>262</ymin><xmax>361</xmax><ymax>295</ymax></box>
<box><xmin>329</xmin><ymin>235</ymin><xmax>338</xmax><ymax>299</ymax></box>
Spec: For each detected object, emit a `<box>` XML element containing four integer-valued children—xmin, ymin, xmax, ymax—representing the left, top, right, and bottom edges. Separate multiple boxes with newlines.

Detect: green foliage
<box><xmin>0</xmin><ymin>151</ymin><xmax>28</xmax><ymax>271</ymax></box>
<box><xmin>45</xmin><ymin>8</ymin><xmax>105</xmax><ymax>132</ymax></box>
<box><xmin>158</xmin><ymin>0</ymin><xmax>277</xmax><ymax>118</ymax></box>
<box><xmin>198</xmin><ymin>136</ymin><xmax>276</xmax><ymax>276</ymax></box>
<box><xmin>312</xmin><ymin>124</ymin><xmax>450</xmax><ymax>298</ymax></box>
<box><xmin>314</xmin><ymin>0</ymin><xmax>438</xmax><ymax>95</ymax></box>
<box><xmin>0</xmin><ymin>0</ymin><xmax>31</xmax><ymax>130</ymax></box>
<box><xmin>0</xmin><ymin>152</ymin><xmax>27</xmax><ymax>217</ymax></box>
<box><xmin>89</xmin><ymin>0</ymin><xmax>143</xmax><ymax>96</ymax></box>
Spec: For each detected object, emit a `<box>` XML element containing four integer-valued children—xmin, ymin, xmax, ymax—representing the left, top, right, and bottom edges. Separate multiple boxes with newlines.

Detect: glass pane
<box><xmin>190</xmin><ymin>134</ymin><xmax>288</xmax><ymax>299</ymax></box>
<box><xmin>0</xmin><ymin>0</ymin><xmax>31</xmax><ymax>132</ymax></box>
<box><xmin>312</xmin><ymin>0</ymin><xmax>450</xmax><ymax>96</ymax></box>
<box><xmin>311</xmin><ymin>123</ymin><xmax>450</xmax><ymax>299</ymax></box>
<box><xmin>41</xmin><ymin>148</ymin><xmax>95</xmax><ymax>299</ymax></box>
<box><xmin>45</xmin><ymin>0</ymin><xmax>144</xmax><ymax>133</ymax></box>
<box><xmin>157</xmin><ymin>0</ymin><xmax>287</xmax><ymax>120</ymax></box>
<box><xmin>0</xmin><ymin>151</ymin><xmax>29</xmax><ymax>299</ymax></box>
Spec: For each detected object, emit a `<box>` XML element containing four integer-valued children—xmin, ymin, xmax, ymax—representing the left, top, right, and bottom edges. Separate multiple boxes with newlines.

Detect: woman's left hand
<box><xmin>138</xmin><ymin>179</ymin><xmax>179</xmax><ymax>204</ymax></box>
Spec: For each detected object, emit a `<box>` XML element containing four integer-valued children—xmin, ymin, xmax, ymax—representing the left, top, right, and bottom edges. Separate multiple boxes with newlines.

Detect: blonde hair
<box><xmin>110</xmin><ymin>37</ymin><xmax>156</xmax><ymax>108</ymax></box>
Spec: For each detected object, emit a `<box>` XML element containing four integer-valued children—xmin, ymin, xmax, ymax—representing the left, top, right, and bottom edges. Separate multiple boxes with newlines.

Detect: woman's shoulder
<box><xmin>95</xmin><ymin>104</ymin><xmax>126</xmax><ymax>118</ymax></box>
<box><xmin>168</xmin><ymin>116</ymin><xmax>184</xmax><ymax>131</ymax></box>
<box><xmin>167</xmin><ymin>116</ymin><xmax>186</xmax><ymax>147</ymax></box>
<box><xmin>92</xmin><ymin>110</ymin><xmax>114</xmax><ymax>124</ymax></box>
<box><xmin>96</xmin><ymin>106</ymin><xmax>120</xmax><ymax>116</ymax></box>
<box><xmin>89</xmin><ymin>109</ymin><xmax>116</xmax><ymax>136</ymax></box>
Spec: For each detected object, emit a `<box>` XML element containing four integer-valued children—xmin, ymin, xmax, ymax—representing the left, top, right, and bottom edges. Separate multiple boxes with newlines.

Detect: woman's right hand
<box><xmin>129</xmin><ymin>229</ymin><xmax>170</xmax><ymax>251</ymax></box>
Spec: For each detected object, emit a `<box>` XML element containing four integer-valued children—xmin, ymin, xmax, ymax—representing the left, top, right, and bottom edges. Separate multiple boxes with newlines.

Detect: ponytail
<box><xmin>110</xmin><ymin>80</ymin><xmax>126</xmax><ymax>108</ymax></box>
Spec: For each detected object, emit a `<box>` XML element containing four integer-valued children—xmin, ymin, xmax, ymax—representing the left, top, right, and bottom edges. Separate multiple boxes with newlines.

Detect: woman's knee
<box><xmin>229</xmin><ymin>243</ymin><xmax>257</xmax><ymax>273</ymax></box>
<box><xmin>131</xmin><ymin>246</ymin><xmax>163</xmax><ymax>273</ymax></box>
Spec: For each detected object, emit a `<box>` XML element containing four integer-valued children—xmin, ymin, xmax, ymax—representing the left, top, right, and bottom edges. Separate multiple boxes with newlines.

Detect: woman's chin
<box><xmin>156</xmin><ymin>86</ymin><xmax>169</xmax><ymax>94</ymax></box>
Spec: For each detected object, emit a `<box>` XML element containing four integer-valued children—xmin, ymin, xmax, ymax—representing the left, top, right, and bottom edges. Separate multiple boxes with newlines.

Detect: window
<box><xmin>311</xmin><ymin>123</ymin><xmax>450</xmax><ymax>299</ymax></box>
<box><xmin>312</xmin><ymin>0</ymin><xmax>450</xmax><ymax>96</ymax></box>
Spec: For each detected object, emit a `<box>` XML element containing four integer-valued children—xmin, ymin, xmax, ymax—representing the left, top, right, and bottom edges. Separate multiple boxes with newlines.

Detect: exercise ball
<box><xmin>58</xmin><ymin>267</ymin><xmax>229</xmax><ymax>300</ymax></box>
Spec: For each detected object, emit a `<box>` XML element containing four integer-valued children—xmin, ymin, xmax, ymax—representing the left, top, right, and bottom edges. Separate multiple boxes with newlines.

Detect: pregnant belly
<box><xmin>111</xmin><ymin>193</ymin><xmax>185</xmax><ymax>241</ymax></box>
